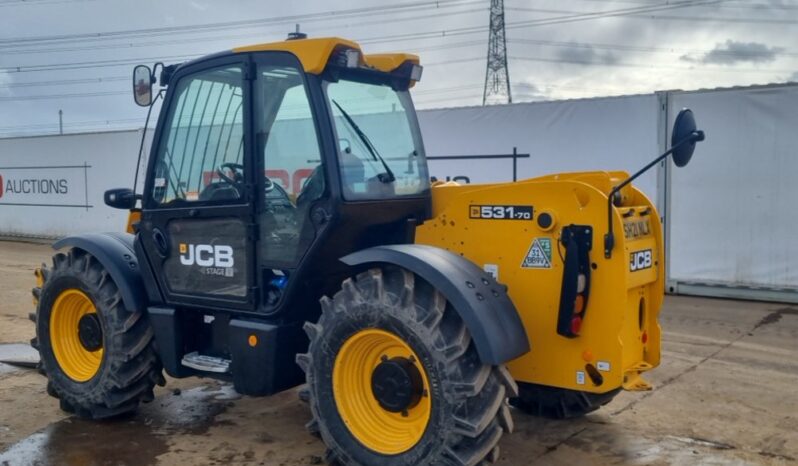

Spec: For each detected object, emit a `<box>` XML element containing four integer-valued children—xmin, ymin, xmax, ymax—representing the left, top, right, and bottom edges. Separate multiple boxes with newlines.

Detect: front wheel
<box><xmin>298</xmin><ymin>267</ymin><xmax>517</xmax><ymax>466</ymax></box>
<box><xmin>32</xmin><ymin>248</ymin><xmax>164</xmax><ymax>419</ymax></box>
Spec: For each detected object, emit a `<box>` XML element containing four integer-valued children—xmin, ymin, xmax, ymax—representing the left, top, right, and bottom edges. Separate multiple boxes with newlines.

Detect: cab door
<box><xmin>139</xmin><ymin>56</ymin><xmax>257</xmax><ymax>311</ymax></box>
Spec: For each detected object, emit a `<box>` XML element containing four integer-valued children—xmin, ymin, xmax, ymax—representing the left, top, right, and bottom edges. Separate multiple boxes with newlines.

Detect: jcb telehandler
<box><xmin>31</xmin><ymin>35</ymin><xmax>703</xmax><ymax>465</ymax></box>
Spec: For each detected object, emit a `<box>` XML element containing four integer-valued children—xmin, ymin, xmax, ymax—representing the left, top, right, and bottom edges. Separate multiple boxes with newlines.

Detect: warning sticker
<box><xmin>521</xmin><ymin>238</ymin><xmax>552</xmax><ymax>269</ymax></box>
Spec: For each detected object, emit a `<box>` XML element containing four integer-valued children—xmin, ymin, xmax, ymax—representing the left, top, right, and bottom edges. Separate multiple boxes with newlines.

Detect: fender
<box><xmin>53</xmin><ymin>232</ymin><xmax>147</xmax><ymax>313</ymax></box>
<box><xmin>341</xmin><ymin>244</ymin><xmax>530</xmax><ymax>365</ymax></box>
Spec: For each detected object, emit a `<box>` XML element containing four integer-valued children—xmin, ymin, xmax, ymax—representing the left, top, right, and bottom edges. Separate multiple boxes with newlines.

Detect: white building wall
<box><xmin>2</xmin><ymin>83</ymin><xmax>795</xmax><ymax>303</ymax></box>
<box><xmin>667</xmin><ymin>84</ymin><xmax>798</xmax><ymax>300</ymax></box>
<box><xmin>418</xmin><ymin>94</ymin><xmax>661</xmax><ymax>203</ymax></box>
<box><xmin>0</xmin><ymin>130</ymin><xmax>147</xmax><ymax>238</ymax></box>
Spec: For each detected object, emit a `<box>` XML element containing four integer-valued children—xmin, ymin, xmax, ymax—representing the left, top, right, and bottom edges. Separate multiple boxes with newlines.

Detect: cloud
<box><xmin>556</xmin><ymin>46</ymin><xmax>619</xmax><ymax>66</ymax></box>
<box><xmin>513</xmin><ymin>82</ymin><xmax>547</xmax><ymax>102</ymax></box>
<box><xmin>790</xmin><ymin>72</ymin><xmax>798</xmax><ymax>82</ymax></box>
<box><xmin>681</xmin><ymin>40</ymin><xmax>784</xmax><ymax>65</ymax></box>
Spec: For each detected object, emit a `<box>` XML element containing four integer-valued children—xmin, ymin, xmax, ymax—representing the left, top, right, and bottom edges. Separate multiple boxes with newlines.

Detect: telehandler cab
<box><xmin>31</xmin><ymin>34</ymin><xmax>703</xmax><ymax>465</ymax></box>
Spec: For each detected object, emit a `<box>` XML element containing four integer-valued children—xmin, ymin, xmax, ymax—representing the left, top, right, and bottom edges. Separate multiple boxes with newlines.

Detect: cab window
<box><xmin>325</xmin><ymin>79</ymin><xmax>428</xmax><ymax>200</ymax></box>
<box><xmin>151</xmin><ymin>65</ymin><xmax>244</xmax><ymax>204</ymax></box>
<box><xmin>256</xmin><ymin>63</ymin><xmax>324</xmax><ymax>267</ymax></box>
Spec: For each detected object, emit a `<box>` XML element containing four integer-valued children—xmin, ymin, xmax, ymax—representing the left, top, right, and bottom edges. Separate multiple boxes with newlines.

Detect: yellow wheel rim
<box><xmin>49</xmin><ymin>289</ymin><xmax>104</xmax><ymax>382</ymax></box>
<box><xmin>332</xmin><ymin>329</ymin><xmax>431</xmax><ymax>455</ymax></box>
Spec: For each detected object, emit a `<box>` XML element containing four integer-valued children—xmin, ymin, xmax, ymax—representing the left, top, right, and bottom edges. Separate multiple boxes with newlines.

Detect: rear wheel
<box><xmin>510</xmin><ymin>382</ymin><xmax>620</xmax><ymax>419</ymax></box>
<box><xmin>31</xmin><ymin>248</ymin><xmax>164</xmax><ymax>419</ymax></box>
<box><xmin>298</xmin><ymin>267</ymin><xmax>517</xmax><ymax>466</ymax></box>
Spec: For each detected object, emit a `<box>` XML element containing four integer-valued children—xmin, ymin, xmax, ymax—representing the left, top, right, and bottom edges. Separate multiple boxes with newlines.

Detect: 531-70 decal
<box><xmin>469</xmin><ymin>205</ymin><xmax>534</xmax><ymax>220</ymax></box>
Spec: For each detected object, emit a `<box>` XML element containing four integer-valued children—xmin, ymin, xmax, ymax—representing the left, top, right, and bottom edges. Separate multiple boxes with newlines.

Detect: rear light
<box><xmin>556</xmin><ymin>225</ymin><xmax>593</xmax><ymax>338</ymax></box>
<box><xmin>574</xmin><ymin>294</ymin><xmax>585</xmax><ymax>313</ymax></box>
<box><xmin>570</xmin><ymin>316</ymin><xmax>583</xmax><ymax>335</ymax></box>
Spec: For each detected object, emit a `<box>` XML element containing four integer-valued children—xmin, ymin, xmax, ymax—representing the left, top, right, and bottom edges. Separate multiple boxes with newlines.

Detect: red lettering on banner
<box><xmin>0</xmin><ymin>174</ymin><xmax>3</xmax><ymax>198</ymax></box>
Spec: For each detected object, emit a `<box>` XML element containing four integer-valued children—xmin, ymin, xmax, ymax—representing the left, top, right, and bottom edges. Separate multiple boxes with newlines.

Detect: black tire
<box><xmin>510</xmin><ymin>382</ymin><xmax>621</xmax><ymax>419</ymax></box>
<box><xmin>297</xmin><ymin>267</ymin><xmax>517</xmax><ymax>466</ymax></box>
<box><xmin>31</xmin><ymin>248</ymin><xmax>164</xmax><ymax>419</ymax></box>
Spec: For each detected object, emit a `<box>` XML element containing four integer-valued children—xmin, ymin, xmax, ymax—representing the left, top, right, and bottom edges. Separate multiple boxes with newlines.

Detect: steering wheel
<box><xmin>216</xmin><ymin>162</ymin><xmax>244</xmax><ymax>186</ymax></box>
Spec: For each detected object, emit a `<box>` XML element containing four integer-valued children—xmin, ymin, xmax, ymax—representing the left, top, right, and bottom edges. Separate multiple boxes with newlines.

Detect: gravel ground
<box><xmin>0</xmin><ymin>240</ymin><xmax>796</xmax><ymax>465</ymax></box>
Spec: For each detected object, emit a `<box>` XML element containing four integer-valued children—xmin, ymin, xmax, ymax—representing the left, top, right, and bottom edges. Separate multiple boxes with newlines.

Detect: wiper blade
<box><xmin>331</xmin><ymin>99</ymin><xmax>395</xmax><ymax>183</ymax></box>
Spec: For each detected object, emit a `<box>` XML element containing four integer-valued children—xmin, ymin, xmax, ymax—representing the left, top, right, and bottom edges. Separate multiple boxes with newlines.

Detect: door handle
<box><xmin>152</xmin><ymin>228</ymin><xmax>169</xmax><ymax>257</ymax></box>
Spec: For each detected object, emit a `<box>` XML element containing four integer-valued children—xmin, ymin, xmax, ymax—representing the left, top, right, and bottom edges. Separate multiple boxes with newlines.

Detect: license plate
<box><xmin>623</xmin><ymin>219</ymin><xmax>651</xmax><ymax>239</ymax></box>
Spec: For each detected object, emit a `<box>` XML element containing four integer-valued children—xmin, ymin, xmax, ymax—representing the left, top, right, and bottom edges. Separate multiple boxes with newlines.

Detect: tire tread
<box><xmin>297</xmin><ymin>267</ymin><xmax>515</xmax><ymax>466</ymax></box>
<box><xmin>34</xmin><ymin>248</ymin><xmax>163</xmax><ymax>420</ymax></box>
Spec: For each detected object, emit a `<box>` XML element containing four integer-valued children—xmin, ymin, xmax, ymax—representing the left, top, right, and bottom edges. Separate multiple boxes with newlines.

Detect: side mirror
<box><xmin>133</xmin><ymin>65</ymin><xmax>153</xmax><ymax>107</ymax></box>
<box><xmin>104</xmin><ymin>188</ymin><xmax>138</xmax><ymax>210</ymax></box>
<box><xmin>671</xmin><ymin>108</ymin><xmax>705</xmax><ymax>167</ymax></box>
<box><xmin>604</xmin><ymin>108</ymin><xmax>705</xmax><ymax>258</ymax></box>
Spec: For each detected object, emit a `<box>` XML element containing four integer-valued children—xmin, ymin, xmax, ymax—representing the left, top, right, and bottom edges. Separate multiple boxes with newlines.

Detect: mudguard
<box><xmin>341</xmin><ymin>244</ymin><xmax>530</xmax><ymax>365</ymax></box>
<box><xmin>53</xmin><ymin>232</ymin><xmax>147</xmax><ymax>313</ymax></box>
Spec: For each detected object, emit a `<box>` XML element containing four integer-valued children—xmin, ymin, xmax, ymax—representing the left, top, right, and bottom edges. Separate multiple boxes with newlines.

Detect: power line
<box><xmin>0</xmin><ymin>0</ymin><xmax>730</xmax><ymax>59</ymax></box>
<box><xmin>502</xmin><ymin>0</ymin><xmax>735</xmax><ymax>30</ymax></box>
<box><xmin>507</xmin><ymin>38</ymin><xmax>798</xmax><ymax>59</ymax></box>
<box><xmin>0</xmin><ymin>0</ymin><xmax>783</xmax><ymax>104</ymax></box>
<box><xmin>551</xmin><ymin>0</ymin><xmax>798</xmax><ymax>10</ymax></box>
<box><xmin>0</xmin><ymin>0</ymin><xmax>734</xmax><ymax>76</ymax></box>
<box><xmin>509</xmin><ymin>54</ymin><xmax>798</xmax><ymax>73</ymax></box>
<box><xmin>623</xmin><ymin>13</ymin><xmax>798</xmax><ymax>24</ymax></box>
<box><xmin>1</xmin><ymin>76</ymin><xmax>129</xmax><ymax>88</ymax></box>
<box><xmin>0</xmin><ymin>117</ymin><xmax>141</xmax><ymax>132</ymax></box>
<box><xmin>355</xmin><ymin>0</ymin><xmax>738</xmax><ymax>46</ymax></box>
<box><xmin>0</xmin><ymin>0</ymin><xmax>487</xmax><ymax>48</ymax></box>
<box><xmin>0</xmin><ymin>0</ymin><xmax>99</xmax><ymax>7</ymax></box>
<box><xmin>0</xmin><ymin>54</ymin><xmax>199</xmax><ymax>73</ymax></box>
<box><xmin>505</xmin><ymin>5</ymin><xmax>798</xmax><ymax>24</ymax></box>
<box><xmin>2</xmin><ymin>5</ymin><xmax>487</xmax><ymax>55</ymax></box>
<box><xmin>0</xmin><ymin>41</ymin><xmax>487</xmax><ymax>90</ymax></box>
<box><xmin>0</xmin><ymin>58</ymin><xmax>486</xmax><ymax>102</ymax></box>
<box><xmin>0</xmin><ymin>90</ymin><xmax>128</xmax><ymax>102</ymax></box>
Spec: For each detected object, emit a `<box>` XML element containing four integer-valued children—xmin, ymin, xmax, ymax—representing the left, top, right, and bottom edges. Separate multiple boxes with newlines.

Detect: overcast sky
<box><xmin>0</xmin><ymin>0</ymin><xmax>796</xmax><ymax>137</ymax></box>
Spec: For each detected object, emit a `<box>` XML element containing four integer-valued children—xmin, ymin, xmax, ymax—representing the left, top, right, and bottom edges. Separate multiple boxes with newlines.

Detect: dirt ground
<box><xmin>0</xmin><ymin>240</ymin><xmax>796</xmax><ymax>465</ymax></box>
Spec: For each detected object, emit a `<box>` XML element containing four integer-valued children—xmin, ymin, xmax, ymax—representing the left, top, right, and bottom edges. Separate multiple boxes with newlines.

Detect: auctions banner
<box><xmin>0</xmin><ymin>164</ymin><xmax>91</xmax><ymax>209</ymax></box>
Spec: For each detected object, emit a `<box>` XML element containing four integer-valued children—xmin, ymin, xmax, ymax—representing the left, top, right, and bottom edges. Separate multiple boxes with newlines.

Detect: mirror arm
<box><xmin>603</xmin><ymin>133</ymin><xmax>700</xmax><ymax>259</ymax></box>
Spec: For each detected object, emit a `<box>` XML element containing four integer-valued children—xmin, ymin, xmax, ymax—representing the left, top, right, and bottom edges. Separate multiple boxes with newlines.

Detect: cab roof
<box><xmin>232</xmin><ymin>37</ymin><xmax>420</xmax><ymax>75</ymax></box>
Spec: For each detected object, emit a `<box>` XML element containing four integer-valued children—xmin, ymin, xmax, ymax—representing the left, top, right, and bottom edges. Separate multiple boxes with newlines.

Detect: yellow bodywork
<box><xmin>233</xmin><ymin>37</ymin><xmax>419</xmax><ymax>76</ymax></box>
<box><xmin>126</xmin><ymin>211</ymin><xmax>141</xmax><ymax>234</ymax></box>
<box><xmin>416</xmin><ymin>172</ymin><xmax>663</xmax><ymax>394</ymax></box>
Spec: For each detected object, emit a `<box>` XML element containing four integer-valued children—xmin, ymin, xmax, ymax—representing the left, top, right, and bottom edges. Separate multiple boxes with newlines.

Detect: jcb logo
<box><xmin>179</xmin><ymin>243</ymin><xmax>234</xmax><ymax>268</ymax></box>
<box><xmin>630</xmin><ymin>249</ymin><xmax>653</xmax><ymax>272</ymax></box>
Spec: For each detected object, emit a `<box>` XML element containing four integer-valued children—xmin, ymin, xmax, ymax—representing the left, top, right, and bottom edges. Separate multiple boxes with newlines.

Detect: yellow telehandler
<box><xmin>31</xmin><ymin>34</ymin><xmax>703</xmax><ymax>465</ymax></box>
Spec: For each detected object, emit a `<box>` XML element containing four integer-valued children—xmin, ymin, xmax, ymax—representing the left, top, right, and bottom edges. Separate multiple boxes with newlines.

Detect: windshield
<box><xmin>324</xmin><ymin>79</ymin><xmax>429</xmax><ymax>200</ymax></box>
